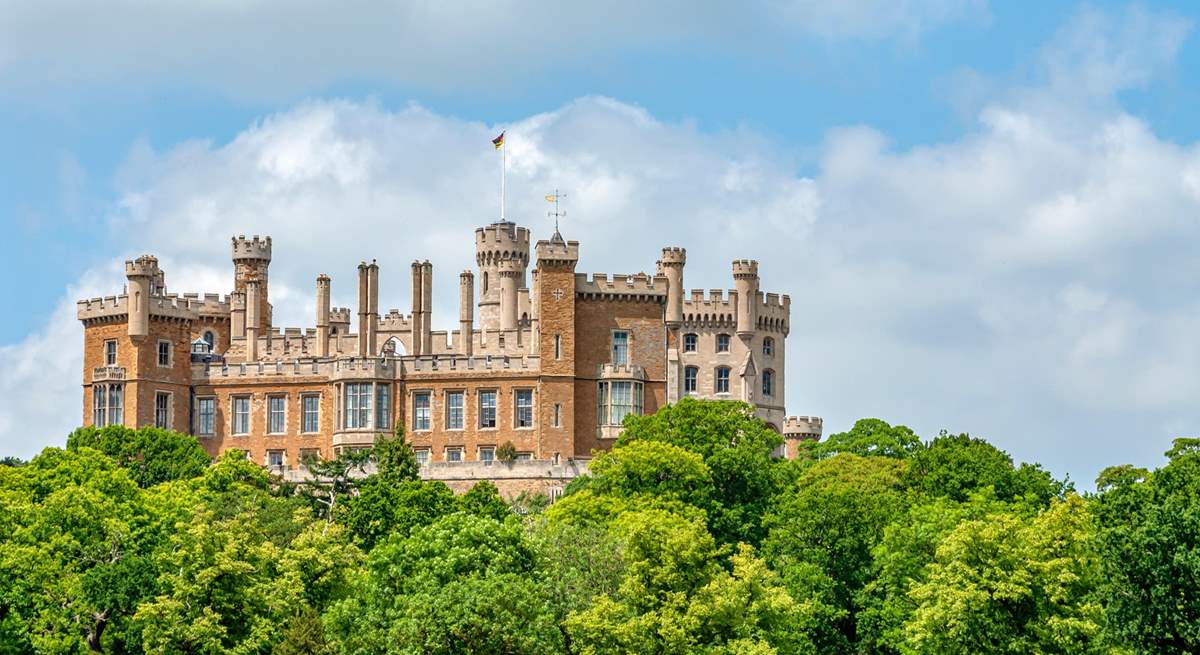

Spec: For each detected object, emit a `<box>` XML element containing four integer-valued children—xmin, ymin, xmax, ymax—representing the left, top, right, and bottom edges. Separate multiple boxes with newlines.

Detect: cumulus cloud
<box><xmin>0</xmin><ymin>0</ymin><xmax>987</xmax><ymax>98</ymax></box>
<box><xmin>1</xmin><ymin>5</ymin><xmax>1198</xmax><ymax>487</ymax></box>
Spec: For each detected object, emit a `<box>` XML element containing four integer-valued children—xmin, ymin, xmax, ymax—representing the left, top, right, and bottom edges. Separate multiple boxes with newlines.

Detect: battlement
<box><xmin>782</xmin><ymin>416</ymin><xmax>823</xmax><ymax>439</ymax></box>
<box><xmin>535</xmin><ymin>238</ymin><xmax>579</xmax><ymax>264</ymax></box>
<box><xmin>77</xmin><ymin>295</ymin><xmax>128</xmax><ymax>320</ymax></box>
<box><xmin>732</xmin><ymin>259</ymin><xmax>759</xmax><ymax>278</ymax></box>
<box><xmin>378</xmin><ymin>310</ymin><xmax>413</xmax><ymax>331</ymax></box>
<box><xmin>329</xmin><ymin>307</ymin><xmax>351</xmax><ymax>323</ymax></box>
<box><xmin>659</xmin><ymin>247</ymin><xmax>687</xmax><ymax>265</ymax></box>
<box><xmin>125</xmin><ymin>255</ymin><xmax>159</xmax><ymax>278</ymax></box>
<box><xmin>574</xmin><ymin>272</ymin><xmax>668</xmax><ymax>298</ymax></box>
<box><xmin>476</xmin><ymin>221</ymin><xmax>531</xmax><ymax>248</ymax></box>
<box><xmin>231</xmin><ymin>234</ymin><xmax>272</xmax><ymax>261</ymax></box>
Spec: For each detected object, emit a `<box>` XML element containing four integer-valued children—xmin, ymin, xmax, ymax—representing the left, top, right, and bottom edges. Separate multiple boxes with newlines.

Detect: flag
<box><xmin>492</xmin><ymin>131</ymin><xmax>505</xmax><ymax>150</ymax></box>
<box><xmin>545</xmin><ymin>194</ymin><xmax>556</xmax><ymax>202</ymax></box>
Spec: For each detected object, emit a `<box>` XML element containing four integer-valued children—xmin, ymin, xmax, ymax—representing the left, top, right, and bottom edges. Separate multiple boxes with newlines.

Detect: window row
<box><xmin>100</xmin><ymin>339</ymin><xmax>177</xmax><ymax>368</ymax></box>
<box><xmin>681</xmin><ymin>367</ymin><xmax>775</xmax><ymax>396</ymax></box>
<box><xmin>193</xmin><ymin>392</ymin><xmax>323</xmax><ymax>436</ymax></box>
<box><xmin>410</xmin><ymin>388</ymin><xmax>542</xmax><ymax>431</ymax></box>
<box><xmin>681</xmin><ymin>334</ymin><xmax>775</xmax><ymax>356</ymax></box>
<box><xmin>413</xmin><ymin>446</ymin><xmax>534</xmax><ymax>466</ymax></box>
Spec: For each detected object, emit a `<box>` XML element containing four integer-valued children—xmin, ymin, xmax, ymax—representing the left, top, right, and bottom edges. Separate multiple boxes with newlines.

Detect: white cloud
<box><xmin>0</xmin><ymin>1</ymin><xmax>987</xmax><ymax>99</ymax></box>
<box><xmin>2</xmin><ymin>5</ymin><xmax>1199</xmax><ymax>487</ymax></box>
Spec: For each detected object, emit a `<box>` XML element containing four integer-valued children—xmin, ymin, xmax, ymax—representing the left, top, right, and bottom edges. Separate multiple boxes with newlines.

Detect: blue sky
<box><xmin>2</xmin><ymin>1</ymin><xmax>1200</xmax><ymax>486</ymax></box>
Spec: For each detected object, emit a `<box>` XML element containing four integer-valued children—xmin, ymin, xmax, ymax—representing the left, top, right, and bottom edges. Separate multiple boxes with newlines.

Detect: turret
<box><xmin>498</xmin><ymin>258</ymin><xmax>521</xmax><ymax>331</ymax></box>
<box><xmin>124</xmin><ymin>255</ymin><xmax>158</xmax><ymax>338</ymax></box>
<box><xmin>733</xmin><ymin>259</ymin><xmax>759</xmax><ymax>338</ymax></box>
<box><xmin>459</xmin><ymin>270</ymin><xmax>474</xmax><ymax>356</ymax></box>
<box><xmin>245</xmin><ymin>279</ymin><xmax>261</xmax><ymax>362</ymax></box>
<box><xmin>232</xmin><ymin>235</ymin><xmax>272</xmax><ymax>333</ymax></box>
<box><xmin>315</xmin><ymin>274</ymin><xmax>331</xmax><ymax>357</ymax></box>
<box><xmin>659</xmin><ymin>247</ymin><xmax>686</xmax><ymax>327</ymax></box>
<box><xmin>475</xmin><ymin>221</ymin><xmax>530</xmax><ymax>330</ymax></box>
<box><xmin>330</xmin><ymin>307</ymin><xmax>351</xmax><ymax>353</ymax></box>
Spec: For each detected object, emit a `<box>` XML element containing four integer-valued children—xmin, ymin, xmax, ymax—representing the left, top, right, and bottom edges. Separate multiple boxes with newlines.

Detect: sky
<box><xmin>2</xmin><ymin>0</ymin><xmax>1200</xmax><ymax>487</ymax></box>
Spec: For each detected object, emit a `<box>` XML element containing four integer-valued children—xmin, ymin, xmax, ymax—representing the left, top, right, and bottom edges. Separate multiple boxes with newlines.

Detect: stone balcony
<box><xmin>92</xmin><ymin>366</ymin><xmax>126</xmax><ymax>382</ymax></box>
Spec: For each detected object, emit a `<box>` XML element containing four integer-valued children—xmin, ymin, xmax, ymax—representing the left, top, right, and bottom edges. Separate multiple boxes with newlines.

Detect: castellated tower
<box><xmin>125</xmin><ymin>255</ymin><xmax>160</xmax><ymax>338</ymax></box>
<box><xmin>659</xmin><ymin>247</ymin><xmax>686</xmax><ymax>327</ymax></box>
<box><xmin>733</xmin><ymin>259</ymin><xmax>760</xmax><ymax>338</ymax></box>
<box><xmin>475</xmin><ymin>221</ymin><xmax>530</xmax><ymax>331</ymax></box>
<box><xmin>232</xmin><ymin>235</ymin><xmax>272</xmax><ymax>335</ymax></box>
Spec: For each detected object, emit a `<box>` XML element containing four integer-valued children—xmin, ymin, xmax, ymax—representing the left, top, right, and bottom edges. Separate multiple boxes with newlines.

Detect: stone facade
<box><xmin>77</xmin><ymin>222</ymin><xmax>821</xmax><ymax>497</ymax></box>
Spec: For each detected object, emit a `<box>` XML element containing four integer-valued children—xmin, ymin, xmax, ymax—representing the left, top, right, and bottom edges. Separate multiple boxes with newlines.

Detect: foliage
<box><xmin>326</xmin><ymin>512</ymin><xmax>562</xmax><ymax>654</ymax></box>
<box><xmin>497</xmin><ymin>440</ymin><xmax>519</xmax><ymax>463</ymax></box>
<box><xmin>2</xmin><ymin>404</ymin><xmax>1181</xmax><ymax>654</ymax></box>
<box><xmin>903</xmin><ymin>431</ymin><xmax>1069</xmax><ymax>505</ymax></box>
<box><xmin>66</xmin><ymin>424</ymin><xmax>209</xmax><ymax>487</ymax></box>
<box><xmin>617</xmin><ymin>398</ymin><xmax>787</xmax><ymax>546</ymax></box>
<box><xmin>801</xmin><ymin>417</ymin><xmax>924</xmax><ymax>460</ymax></box>
<box><xmin>1094</xmin><ymin>438</ymin><xmax>1200</xmax><ymax>653</ymax></box>
<box><xmin>903</xmin><ymin>495</ymin><xmax>1105</xmax><ymax>654</ymax></box>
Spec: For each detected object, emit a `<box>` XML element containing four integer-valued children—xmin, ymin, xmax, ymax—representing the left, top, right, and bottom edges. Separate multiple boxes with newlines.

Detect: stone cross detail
<box><xmin>552</xmin><ymin>288</ymin><xmax>564</xmax><ymax>301</ymax></box>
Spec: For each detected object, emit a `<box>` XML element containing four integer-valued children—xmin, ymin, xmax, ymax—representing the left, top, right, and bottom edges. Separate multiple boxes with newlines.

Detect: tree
<box><xmin>458</xmin><ymin>480</ymin><xmax>511</xmax><ymax>522</ymax></box>
<box><xmin>135</xmin><ymin>497</ymin><xmax>361</xmax><ymax>654</ymax></box>
<box><xmin>299</xmin><ymin>447</ymin><xmax>372</xmax><ymax>522</ymax></box>
<box><xmin>0</xmin><ymin>447</ymin><xmax>161</xmax><ymax>654</ymax></box>
<box><xmin>903</xmin><ymin>495</ymin><xmax>1105</xmax><ymax>654</ymax></box>
<box><xmin>326</xmin><ymin>512</ymin><xmax>562</xmax><ymax>655</ymax></box>
<box><xmin>616</xmin><ymin>398</ymin><xmax>787</xmax><ymax>546</ymax></box>
<box><xmin>903</xmin><ymin>431</ymin><xmax>1067</xmax><ymax>505</ymax></box>
<box><xmin>339</xmin><ymin>478</ymin><xmax>457</xmax><ymax>550</ymax></box>
<box><xmin>564</xmin><ymin>509</ymin><xmax>810</xmax><ymax>654</ymax></box>
<box><xmin>802</xmin><ymin>418</ymin><xmax>924</xmax><ymax>460</ymax></box>
<box><xmin>374</xmin><ymin>425</ymin><xmax>420</xmax><ymax>485</ymax></box>
<box><xmin>1094</xmin><ymin>438</ymin><xmax>1200</xmax><ymax>653</ymax></box>
<box><xmin>762</xmin><ymin>453</ymin><xmax>909</xmax><ymax>647</ymax></box>
<box><xmin>66</xmin><ymin>425</ymin><xmax>209</xmax><ymax>488</ymax></box>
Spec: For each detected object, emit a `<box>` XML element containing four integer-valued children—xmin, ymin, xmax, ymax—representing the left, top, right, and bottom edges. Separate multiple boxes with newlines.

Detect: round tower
<box><xmin>659</xmin><ymin>247</ymin><xmax>687</xmax><ymax>327</ymax></box>
<box><xmin>125</xmin><ymin>255</ymin><xmax>159</xmax><ymax>337</ymax></box>
<box><xmin>733</xmin><ymin>259</ymin><xmax>759</xmax><ymax>338</ymax></box>
<box><xmin>475</xmin><ymin>221</ymin><xmax>530</xmax><ymax>331</ymax></box>
<box><xmin>232</xmin><ymin>235</ymin><xmax>272</xmax><ymax>333</ymax></box>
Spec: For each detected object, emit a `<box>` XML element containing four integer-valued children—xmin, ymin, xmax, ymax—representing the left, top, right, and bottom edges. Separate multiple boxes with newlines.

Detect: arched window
<box><xmin>683</xmin><ymin>333</ymin><xmax>698</xmax><ymax>352</ymax></box>
<box><xmin>762</xmin><ymin>369</ymin><xmax>774</xmax><ymax>397</ymax></box>
<box><xmin>684</xmin><ymin>366</ymin><xmax>698</xmax><ymax>393</ymax></box>
<box><xmin>762</xmin><ymin>337</ymin><xmax>774</xmax><ymax>357</ymax></box>
<box><xmin>203</xmin><ymin>330</ymin><xmax>215</xmax><ymax>348</ymax></box>
<box><xmin>715</xmin><ymin>366</ymin><xmax>730</xmax><ymax>393</ymax></box>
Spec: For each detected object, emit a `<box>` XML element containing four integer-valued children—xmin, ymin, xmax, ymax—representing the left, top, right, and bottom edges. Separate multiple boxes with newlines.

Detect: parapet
<box><xmin>125</xmin><ymin>255</ymin><xmax>159</xmax><ymax>278</ymax></box>
<box><xmin>659</xmin><ymin>247</ymin><xmax>686</xmax><ymax>265</ymax></box>
<box><xmin>782</xmin><ymin>416</ymin><xmax>823</xmax><ymax>440</ymax></box>
<box><xmin>475</xmin><ymin>221</ymin><xmax>531</xmax><ymax>258</ymax></box>
<box><xmin>232</xmin><ymin>235</ymin><xmax>272</xmax><ymax>261</ymax></box>
<box><xmin>574</xmin><ymin>272</ymin><xmax>668</xmax><ymax>299</ymax></box>
<box><xmin>329</xmin><ymin>307</ymin><xmax>351</xmax><ymax>324</ymax></box>
<box><xmin>535</xmin><ymin>238</ymin><xmax>579</xmax><ymax>265</ymax></box>
<box><xmin>732</xmin><ymin>259</ymin><xmax>759</xmax><ymax>278</ymax></box>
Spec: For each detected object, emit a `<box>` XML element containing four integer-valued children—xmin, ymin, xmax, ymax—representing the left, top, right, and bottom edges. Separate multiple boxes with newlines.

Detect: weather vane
<box><xmin>545</xmin><ymin>189</ymin><xmax>567</xmax><ymax>233</ymax></box>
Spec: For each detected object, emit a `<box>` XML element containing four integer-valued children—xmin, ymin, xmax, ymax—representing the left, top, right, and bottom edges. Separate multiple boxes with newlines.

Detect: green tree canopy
<box><xmin>66</xmin><ymin>425</ymin><xmax>210</xmax><ymax>488</ymax></box>
<box><xmin>616</xmin><ymin>398</ymin><xmax>786</xmax><ymax>546</ymax></box>
<box><xmin>803</xmin><ymin>418</ymin><xmax>924</xmax><ymax>460</ymax></box>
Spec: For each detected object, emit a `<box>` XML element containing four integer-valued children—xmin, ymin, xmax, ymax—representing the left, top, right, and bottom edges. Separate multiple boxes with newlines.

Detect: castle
<box><xmin>78</xmin><ymin>220</ymin><xmax>822</xmax><ymax>496</ymax></box>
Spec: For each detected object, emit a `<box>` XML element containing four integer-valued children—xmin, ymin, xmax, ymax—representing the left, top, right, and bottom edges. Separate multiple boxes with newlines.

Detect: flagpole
<box><xmin>500</xmin><ymin>137</ymin><xmax>506</xmax><ymax>222</ymax></box>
